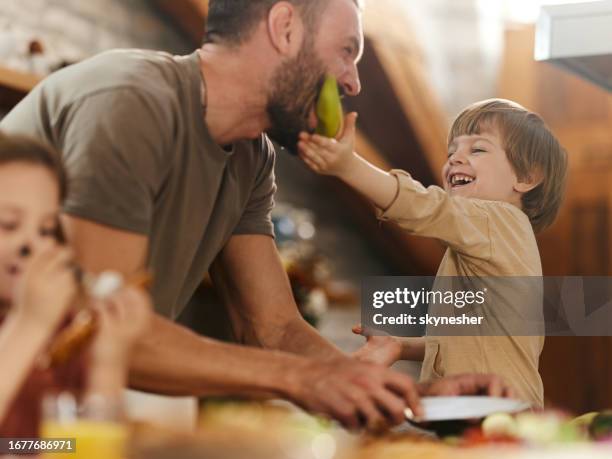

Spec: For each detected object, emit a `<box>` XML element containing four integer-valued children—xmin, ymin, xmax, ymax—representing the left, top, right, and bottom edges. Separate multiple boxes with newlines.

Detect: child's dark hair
<box><xmin>0</xmin><ymin>131</ymin><xmax>67</xmax><ymax>201</ymax></box>
<box><xmin>449</xmin><ymin>99</ymin><xmax>568</xmax><ymax>233</ymax></box>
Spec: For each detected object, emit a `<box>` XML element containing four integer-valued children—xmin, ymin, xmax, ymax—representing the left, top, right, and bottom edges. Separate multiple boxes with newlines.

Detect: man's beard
<box><xmin>266</xmin><ymin>42</ymin><xmax>326</xmax><ymax>155</ymax></box>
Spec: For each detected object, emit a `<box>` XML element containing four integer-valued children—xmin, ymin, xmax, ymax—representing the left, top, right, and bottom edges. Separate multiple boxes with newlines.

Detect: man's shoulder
<box><xmin>235</xmin><ymin>134</ymin><xmax>276</xmax><ymax>161</ymax></box>
<box><xmin>41</xmin><ymin>49</ymin><xmax>195</xmax><ymax>106</ymax></box>
<box><xmin>229</xmin><ymin>134</ymin><xmax>277</xmax><ymax>184</ymax></box>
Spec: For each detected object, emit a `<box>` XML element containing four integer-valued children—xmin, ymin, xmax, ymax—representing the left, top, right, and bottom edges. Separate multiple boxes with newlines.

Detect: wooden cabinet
<box><xmin>0</xmin><ymin>65</ymin><xmax>40</xmax><ymax>111</ymax></box>
<box><xmin>500</xmin><ymin>25</ymin><xmax>612</xmax><ymax>413</ymax></box>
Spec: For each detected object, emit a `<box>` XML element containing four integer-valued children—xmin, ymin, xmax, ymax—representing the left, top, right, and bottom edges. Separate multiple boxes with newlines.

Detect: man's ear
<box><xmin>514</xmin><ymin>170</ymin><xmax>543</xmax><ymax>194</ymax></box>
<box><xmin>267</xmin><ymin>1</ymin><xmax>303</xmax><ymax>55</ymax></box>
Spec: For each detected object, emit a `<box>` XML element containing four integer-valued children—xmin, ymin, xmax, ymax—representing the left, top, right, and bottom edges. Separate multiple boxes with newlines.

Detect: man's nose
<box><xmin>340</xmin><ymin>65</ymin><xmax>361</xmax><ymax>97</ymax></box>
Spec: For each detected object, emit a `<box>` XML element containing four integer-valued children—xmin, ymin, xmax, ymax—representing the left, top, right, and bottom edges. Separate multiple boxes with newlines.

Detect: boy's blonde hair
<box><xmin>449</xmin><ymin>99</ymin><xmax>567</xmax><ymax>233</ymax></box>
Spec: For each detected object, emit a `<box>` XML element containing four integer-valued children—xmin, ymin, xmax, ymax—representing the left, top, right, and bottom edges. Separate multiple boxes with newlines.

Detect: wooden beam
<box><xmin>0</xmin><ymin>66</ymin><xmax>41</xmax><ymax>110</ymax></box>
<box><xmin>363</xmin><ymin>0</ymin><xmax>449</xmax><ymax>179</ymax></box>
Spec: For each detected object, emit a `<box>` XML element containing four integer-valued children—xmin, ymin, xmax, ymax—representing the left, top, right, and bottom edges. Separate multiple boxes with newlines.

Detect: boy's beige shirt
<box><xmin>379</xmin><ymin>170</ymin><xmax>544</xmax><ymax>408</ymax></box>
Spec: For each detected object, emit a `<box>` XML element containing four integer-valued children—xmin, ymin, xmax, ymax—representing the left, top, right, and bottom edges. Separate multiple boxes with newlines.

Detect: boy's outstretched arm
<box><xmin>300</xmin><ymin>114</ymin><xmax>494</xmax><ymax>258</ymax></box>
<box><xmin>298</xmin><ymin>113</ymin><xmax>399</xmax><ymax>211</ymax></box>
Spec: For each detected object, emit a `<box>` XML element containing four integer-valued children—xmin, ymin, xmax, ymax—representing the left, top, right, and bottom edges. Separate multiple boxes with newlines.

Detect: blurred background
<box><xmin>1</xmin><ymin>0</ymin><xmax>611</xmax><ymax>415</ymax></box>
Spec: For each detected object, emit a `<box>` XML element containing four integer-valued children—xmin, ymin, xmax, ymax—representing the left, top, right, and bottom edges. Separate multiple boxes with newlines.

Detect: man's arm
<box><xmin>210</xmin><ymin>234</ymin><xmax>345</xmax><ymax>360</ymax></box>
<box><xmin>61</xmin><ymin>215</ymin><xmax>428</xmax><ymax>428</ymax></box>
<box><xmin>61</xmin><ymin>215</ymin><xmax>300</xmax><ymax>397</ymax></box>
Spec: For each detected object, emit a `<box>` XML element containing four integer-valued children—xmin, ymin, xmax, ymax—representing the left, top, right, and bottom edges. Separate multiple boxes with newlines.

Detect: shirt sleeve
<box><xmin>378</xmin><ymin>169</ymin><xmax>495</xmax><ymax>260</ymax></box>
<box><xmin>60</xmin><ymin>88</ymin><xmax>173</xmax><ymax>234</ymax></box>
<box><xmin>232</xmin><ymin>135</ymin><xmax>277</xmax><ymax>238</ymax></box>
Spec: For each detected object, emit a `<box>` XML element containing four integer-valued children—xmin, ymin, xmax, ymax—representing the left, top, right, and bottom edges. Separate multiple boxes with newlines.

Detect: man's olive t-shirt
<box><xmin>0</xmin><ymin>49</ymin><xmax>277</xmax><ymax>319</ymax></box>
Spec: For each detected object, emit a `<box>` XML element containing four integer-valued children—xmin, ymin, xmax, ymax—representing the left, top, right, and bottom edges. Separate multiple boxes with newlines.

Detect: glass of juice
<box><xmin>41</xmin><ymin>392</ymin><xmax>128</xmax><ymax>459</ymax></box>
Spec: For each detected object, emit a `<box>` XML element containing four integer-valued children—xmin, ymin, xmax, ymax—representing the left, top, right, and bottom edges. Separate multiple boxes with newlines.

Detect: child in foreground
<box><xmin>0</xmin><ymin>133</ymin><xmax>152</xmax><ymax>436</ymax></box>
<box><xmin>298</xmin><ymin>99</ymin><xmax>567</xmax><ymax>408</ymax></box>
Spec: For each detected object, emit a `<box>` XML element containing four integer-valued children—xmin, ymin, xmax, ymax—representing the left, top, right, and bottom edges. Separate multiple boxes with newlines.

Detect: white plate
<box><xmin>405</xmin><ymin>396</ymin><xmax>531</xmax><ymax>422</ymax></box>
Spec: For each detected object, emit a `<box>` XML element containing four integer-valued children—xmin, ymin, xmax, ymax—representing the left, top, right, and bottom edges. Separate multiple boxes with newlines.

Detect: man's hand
<box><xmin>418</xmin><ymin>374</ymin><xmax>516</xmax><ymax>398</ymax></box>
<box><xmin>286</xmin><ymin>356</ymin><xmax>422</xmax><ymax>430</ymax></box>
<box><xmin>210</xmin><ymin>235</ymin><xmax>345</xmax><ymax>360</ymax></box>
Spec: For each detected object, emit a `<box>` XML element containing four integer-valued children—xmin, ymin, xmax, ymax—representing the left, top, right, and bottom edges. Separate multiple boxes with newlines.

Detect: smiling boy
<box><xmin>298</xmin><ymin>99</ymin><xmax>568</xmax><ymax>407</ymax></box>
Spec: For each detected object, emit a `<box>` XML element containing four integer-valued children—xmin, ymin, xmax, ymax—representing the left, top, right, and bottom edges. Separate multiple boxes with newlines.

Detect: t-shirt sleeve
<box><xmin>377</xmin><ymin>169</ymin><xmax>494</xmax><ymax>260</ymax></box>
<box><xmin>232</xmin><ymin>136</ymin><xmax>277</xmax><ymax>238</ymax></box>
<box><xmin>59</xmin><ymin>88</ymin><xmax>172</xmax><ymax>234</ymax></box>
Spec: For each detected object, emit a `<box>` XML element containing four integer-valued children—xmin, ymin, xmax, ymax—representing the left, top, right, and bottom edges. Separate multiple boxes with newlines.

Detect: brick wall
<box><xmin>0</xmin><ymin>0</ymin><xmax>192</xmax><ymax>75</ymax></box>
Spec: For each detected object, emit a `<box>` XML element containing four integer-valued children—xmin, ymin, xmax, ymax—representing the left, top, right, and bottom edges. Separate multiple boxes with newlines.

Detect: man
<box><xmin>0</xmin><ymin>0</ymin><xmax>511</xmax><ymax>429</ymax></box>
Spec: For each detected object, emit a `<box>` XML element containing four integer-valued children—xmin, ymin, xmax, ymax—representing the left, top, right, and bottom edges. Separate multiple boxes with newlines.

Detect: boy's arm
<box><xmin>399</xmin><ymin>337</ymin><xmax>426</xmax><ymax>361</ymax></box>
<box><xmin>299</xmin><ymin>116</ymin><xmax>493</xmax><ymax>259</ymax></box>
<box><xmin>375</xmin><ymin>170</ymin><xmax>492</xmax><ymax>258</ymax></box>
<box><xmin>339</xmin><ymin>154</ymin><xmax>400</xmax><ymax>211</ymax></box>
<box><xmin>299</xmin><ymin>113</ymin><xmax>399</xmax><ymax>211</ymax></box>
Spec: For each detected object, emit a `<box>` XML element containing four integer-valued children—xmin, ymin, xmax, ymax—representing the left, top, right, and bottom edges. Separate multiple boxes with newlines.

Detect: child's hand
<box><xmin>90</xmin><ymin>286</ymin><xmax>152</xmax><ymax>366</ymax></box>
<box><xmin>298</xmin><ymin>112</ymin><xmax>359</xmax><ymax>179</ymax></box>
<box><xmin>14</xmin><ymin>243</ymin><xmax>77</xmax><ymax>333</ymax></box>
<box><xmin>418</xmin><ymin>374</ymin><xmax>516</xmax><ymax>399</ymax></box>
<box><xmin>351</xmin><ymin>325</ymin><xmax>402</xmax><ymax>367</ymax></box>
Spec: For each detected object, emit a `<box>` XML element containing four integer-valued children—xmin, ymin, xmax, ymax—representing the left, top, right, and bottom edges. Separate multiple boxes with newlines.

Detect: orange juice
<box><xmin>41</xmin><ymin>420</ymin><xmax>127</xmax><ymax>459</ymax></box>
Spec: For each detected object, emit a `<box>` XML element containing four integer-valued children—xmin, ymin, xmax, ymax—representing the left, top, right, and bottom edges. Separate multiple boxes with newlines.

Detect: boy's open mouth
<box><xmin>449</xmin><ymin>173</ymin><xmax>476</xmax><ymax>189</ymax></box>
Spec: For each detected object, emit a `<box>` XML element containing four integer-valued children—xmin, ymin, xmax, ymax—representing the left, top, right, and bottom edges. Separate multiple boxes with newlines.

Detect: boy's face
<box><xmin>442</xmin><ymin>128</ymin><xmax>523</xmax><ymax>205</ymax></box>
<box><xmin>0</xmin><ymin>163</ymin><xmax>60</xmax><ymax>305</ymax></box>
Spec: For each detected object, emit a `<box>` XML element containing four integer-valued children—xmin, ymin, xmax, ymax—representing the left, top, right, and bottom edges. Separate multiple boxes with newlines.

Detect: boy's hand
<box><xmin>90</xmin><ymin>286</ymin><xmax>153</xmax><ymax>366</ymax></box>
<box><xmin>418</xmin><ymin>374</ymin><xmax>516</xmax><ymax>399</ymax></box>
<box><xmin>351</xmin><ymin>325</ymin><xmax>402</xmax><ymax>367</ymax></box>
<box><xmin>298</xmin><ymin>112</ymin><xmax>359</xmax><ymax>179</ymax></box>
<box><xmin>14</xmin><ymin>242</ymin><xmax>77</xmax><ymax>334</ymax></box>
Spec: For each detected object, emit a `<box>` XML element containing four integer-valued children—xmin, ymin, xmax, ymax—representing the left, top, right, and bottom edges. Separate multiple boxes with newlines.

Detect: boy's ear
<box><xmin>267</xmin><ymin>1</ymin><xmax>303</xmax><ymax>55</ymax></box>
<box><xmin>514</xmin><ymin>170</ymin><xmax>543</xmax><ymax>194</ymax></box>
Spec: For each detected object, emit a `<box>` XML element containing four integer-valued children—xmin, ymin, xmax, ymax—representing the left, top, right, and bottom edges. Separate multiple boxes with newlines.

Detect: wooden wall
<box><xmin>499</xmin><ymin>25</ymin><xmax>612</xmax><ymax>414</ymax></box>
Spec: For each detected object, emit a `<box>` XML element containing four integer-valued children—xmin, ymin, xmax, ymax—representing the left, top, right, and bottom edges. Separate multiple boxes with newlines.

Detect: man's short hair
<box><xmin>205</xmin><ymin>0</ymin><xmax>363</xmax><ymax>46</ymax></box>
<box><xmin>449</xmin><ymin>99</ymin><xmax>568</xmax><ymax>233</ymax></box>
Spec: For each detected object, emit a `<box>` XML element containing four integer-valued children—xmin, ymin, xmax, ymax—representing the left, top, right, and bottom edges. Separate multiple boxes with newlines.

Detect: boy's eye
<box><xmin>40</xmin><ymin>227</ymin><xmax>58</xmax><ymax>238</ymax></box>
<box><xmin>0</xmin><ymin>221</ymin><xmax>18</xmax><ymax>231</ymax></box>
<box><xmin>472</xmin><ymin>148</ymin><xmax>486</xmax><ymax>154</ymax></box>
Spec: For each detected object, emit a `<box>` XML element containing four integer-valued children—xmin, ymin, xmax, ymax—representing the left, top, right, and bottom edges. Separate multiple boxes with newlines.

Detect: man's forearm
<box><xmin>269</xmin><ymin>316</ymin><xmax>345</xmax><ymax>360</ymax></box>
<box><xmin>128</xmin><ymin>314</ymin><xmax>308</xmax><ymax>398</ymax></box>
